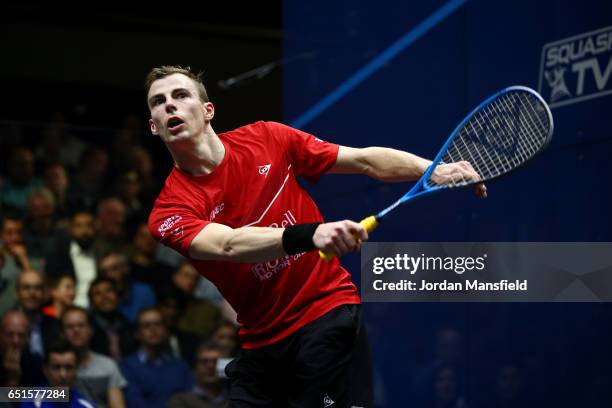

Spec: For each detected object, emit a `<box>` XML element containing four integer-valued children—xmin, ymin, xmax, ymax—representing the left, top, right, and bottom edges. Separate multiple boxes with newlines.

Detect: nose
<box><xmin>165</xmin><ymin>99</ymin><xmax>177</xmax><ymax>114</ymax></box>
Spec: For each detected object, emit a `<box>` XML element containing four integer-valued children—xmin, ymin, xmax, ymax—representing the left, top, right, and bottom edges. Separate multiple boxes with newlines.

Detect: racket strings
<box><xmin>427</xmin><ymin>90</ymin><xmax>551</xmax><ymax>188</ymax></box>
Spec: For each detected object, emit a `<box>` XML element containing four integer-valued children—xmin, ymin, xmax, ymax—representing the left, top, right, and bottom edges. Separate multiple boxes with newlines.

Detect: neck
<box><xmin>167</xmin><ymin>128</ymin><xmax>225</xmax><ymax>176</ymax></box>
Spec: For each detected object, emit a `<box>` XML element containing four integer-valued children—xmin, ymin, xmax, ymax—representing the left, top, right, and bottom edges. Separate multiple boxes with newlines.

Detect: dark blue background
<box><xmin>284</xmin><ymin>0</ymin><xmax>612</xmax><ymax>406</ymax></box>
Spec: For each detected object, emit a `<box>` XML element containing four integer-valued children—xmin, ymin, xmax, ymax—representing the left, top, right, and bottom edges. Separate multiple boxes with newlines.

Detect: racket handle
<box><xmin>318</xmin><ymin>215</ymin><xmax>379</xmax><ymax>261</ymax></box>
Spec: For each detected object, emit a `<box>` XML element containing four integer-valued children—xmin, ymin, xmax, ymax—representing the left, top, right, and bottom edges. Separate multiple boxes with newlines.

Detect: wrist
<box><xmin>282</xmin><ymin>223</ymin><xmax>321</xmax><ymax>255</ymax></box>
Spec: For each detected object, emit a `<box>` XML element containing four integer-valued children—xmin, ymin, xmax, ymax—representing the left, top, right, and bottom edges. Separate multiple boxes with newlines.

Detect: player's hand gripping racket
<box><xmin>320</xmin><ymin>85</ymin><xmax>554</xmax><ymax>260</ymax></box>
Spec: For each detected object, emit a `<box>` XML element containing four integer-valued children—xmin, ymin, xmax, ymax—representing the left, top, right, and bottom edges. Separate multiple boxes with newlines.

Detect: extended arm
<box><xmin>329</xmin><ymin>146</ymin><xmax>487</xmax><ymax>197</ymax></box>
<box><xmin>188</xmin><ymin>220</ymin><xmax>368</xmax><ymax>262</ymax></box>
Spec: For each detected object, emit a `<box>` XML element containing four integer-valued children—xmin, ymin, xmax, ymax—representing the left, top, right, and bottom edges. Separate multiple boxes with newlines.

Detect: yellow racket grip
<box><xmin>319</xmin><ymin>215</ymin><xmax>379</xmax><ymax>261</ymax></box>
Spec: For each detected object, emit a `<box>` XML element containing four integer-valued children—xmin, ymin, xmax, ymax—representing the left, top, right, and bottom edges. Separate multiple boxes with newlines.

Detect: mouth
<box><xmin>166</xmin><ymin>116</ymin><xmax>185</xmax><ymax>133</ymax></box>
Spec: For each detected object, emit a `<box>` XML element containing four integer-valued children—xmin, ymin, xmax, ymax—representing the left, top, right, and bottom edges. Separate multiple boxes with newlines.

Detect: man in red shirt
<box><xmin>146</xmin><ymin>66</ymin><xmax>485</xmax><ymax>407</ymax></box>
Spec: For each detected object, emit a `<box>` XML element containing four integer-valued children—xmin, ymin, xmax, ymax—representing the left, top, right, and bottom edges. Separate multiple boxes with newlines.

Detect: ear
<box><xmin>149</xmin><ymin>119</ymin><xmax>158</xmax><ymax>135</ymax></box>
<box><xmin>204</xmin><ymin>102</ymin><xmax>215</xmax><ymax>122</ymax></box>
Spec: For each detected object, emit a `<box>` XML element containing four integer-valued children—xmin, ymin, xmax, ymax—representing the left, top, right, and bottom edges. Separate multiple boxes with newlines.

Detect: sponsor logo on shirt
<box><xmin>210</xmin><ymin>202</ymin><xmax>225</xmax><ymax>221</ymax></box>
<box><xmin>257</xmin><ymin>164</ymin><xmax>271</xmax><ymax>177</ymax></box>
<box><xmin>251</xmin><ymin>210</ymin><xmax>304</xmax><ymax>281</ymax></box>
<box><xmin>158</xmin><ymin>215</ymin><xmax>183</xmax><ymax>237</ymax></box>
<box><xmin>323</xmin><ymin>394</ymin><xmax>335</xmax><ymax>407</ymax></box>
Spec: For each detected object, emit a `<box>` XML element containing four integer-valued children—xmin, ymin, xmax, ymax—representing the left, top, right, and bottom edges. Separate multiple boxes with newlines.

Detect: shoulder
<box><xmin>89</xmin><ymin>352</ymin><xmax>121</xmax><ymax>371</ymax></box>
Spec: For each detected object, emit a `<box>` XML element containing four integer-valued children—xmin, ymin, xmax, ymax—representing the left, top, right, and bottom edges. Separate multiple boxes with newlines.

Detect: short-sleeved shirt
<box><xmin>148</xmin><ymin>121</ymin><xmax>360</xmax><ymax>349</ymax></box>
<box><xmin>76</xmin><ymin>352</ymin><xmax>127</xmax><ymax>408</ymax></box>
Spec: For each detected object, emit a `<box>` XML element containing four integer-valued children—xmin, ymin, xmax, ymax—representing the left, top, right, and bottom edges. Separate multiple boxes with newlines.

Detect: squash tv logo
<box><xmin>538</xmin><ymin>25</ymin><xmax>612</xmax><ymax>108</ymax></box>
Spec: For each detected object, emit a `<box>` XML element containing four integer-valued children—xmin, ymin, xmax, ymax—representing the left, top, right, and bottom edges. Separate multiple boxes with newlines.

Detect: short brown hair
<box><xmin>145</xmin><ymin>65</ymin><xmax>209</xmax><ymax>104</ymax></box>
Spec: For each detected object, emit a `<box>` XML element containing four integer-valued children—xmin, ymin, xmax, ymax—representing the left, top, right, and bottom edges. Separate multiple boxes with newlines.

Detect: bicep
<box><xmin>327</xmin><ymin>145</ymin><xmax>368</xmax><ymax>174</ymax></box>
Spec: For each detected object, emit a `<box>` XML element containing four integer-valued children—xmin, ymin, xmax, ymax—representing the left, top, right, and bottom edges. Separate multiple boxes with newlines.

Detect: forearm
<box><xmin>189</xmin><ymin>224</ymin><xmax>286</xmax><ymax>263</ymax></box>
<box><xmin>361</xmin><ymin>147</ymin><xmax>432</xmax><ymax>182</ymax></box>
<box><xmin>108</xmin><ymin>388</ymin><xmax>126</xmax><ymax>408</ymax></box>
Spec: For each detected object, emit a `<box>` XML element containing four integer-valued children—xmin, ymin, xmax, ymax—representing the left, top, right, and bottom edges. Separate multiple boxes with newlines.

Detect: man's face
<box><xmin>16</xmin><ymin>271</ymin><xmax>44</xmax><ymax>312</ymax></box>
<box><xmin>62</xmin><ymin>310</ymin><xmax>92</xmax><ymax>349</ymax></box>
<box><xmin>44</xmin><ymin>352</ymin><xmax>77</xmax><ymax>387</ymax></box>
<box><xmin>99</xmin><ymin>254</ymin><xmax>129</xmax><ymax>283</ymax></box>
<box><xmin>133</xmin><ymin>224</ymin><xmax>158</xmax><ymax>256</ymax></box>
<box><xmin>27</xmin><ymin>196</ymin><xmax>55</xmax><ymax>232</ymax></box>
<box><xmin>137</xmin><ymin>310</ymin><xmax>167</xmax><ymax>348</ymax></box>
<box><xmin>147</xmin><ymin>73</ymin><xmax>214</xmax><ymax>143</ymax></box>
<box><xmin>173</xmin><ymin>263</ymin><xmax>200</xmax><ymax>295</ymax></box>
<box><xmin>195</xmin><ymin>348</ymin><xmax>222</xmax><ymax>387</ymax></box>
<box><xmin>90</xmin><ymin>282</ymin><xmax>119</xmax><ymax>313</ymax></box>
<box><xmin>0</xmin><ymin>314</ymin><xmax>29</xmax><ymax>351</ymax></box>
<box><xmin>97</xmin><ymin>200</ymin><xmax>125</xmax><ymax>238</ymax></box>
<box><xmin>1</xmin><ymin>219</ymin><xmax>24</xmax><ymax>247</ymax></box>
<box><xmin>70</xmin><ymin>213</ymin><xmax>95</xmax><ymax>249</ymax></box>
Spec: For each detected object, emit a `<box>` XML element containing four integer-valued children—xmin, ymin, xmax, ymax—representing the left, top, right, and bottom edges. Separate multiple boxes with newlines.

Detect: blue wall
<box><xmin>284</xmin><ymin>0</ymin><xmax>612</xmax><ymax>406</ymax></box>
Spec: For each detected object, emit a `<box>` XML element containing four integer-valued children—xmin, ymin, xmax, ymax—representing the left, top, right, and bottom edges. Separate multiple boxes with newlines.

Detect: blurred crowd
<box><xmin>0</xmin><ymin>113</ymin><xmax>237</xmax><ymax>408</ymax></box>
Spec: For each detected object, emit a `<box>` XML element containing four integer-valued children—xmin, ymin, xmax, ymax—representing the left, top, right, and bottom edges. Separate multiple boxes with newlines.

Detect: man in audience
<box><xmin>61</xmin><ymin>306</ymin><xmax>126</xmax><ymax>408</ymax></box>
<box><xmin>14</xmin><ymin>269</ymin><xmax>60</xmax><ymax>356</ymax></box>
<box><xmin>47</xmin><ymin>211</ymin><xmax>98</xmax><ymax>308</ymax></box>
<box><xmin>120</xmin><ymin>307</ymin><xmax>192</xmax><ymax>408</ymax></box>
<box><xmin>158</xmin><ymin>288</ymin><xmax>200</xmax><ymax>366</ymax></box>
<box><xmin>171</xmin><ymin>262</ymin><xmax>221</xmax><ymax>340</ymax></box>
<box><xmin>168</xmin><ymin>341</ymin><xmax>229</xmax><ymax>408</ymax></box>
<box><xmin>0</xmin><ymin>146</ymin><xmax>42</xmax><ymax>212</ymax></box>
<box><xmin>0</xmin><ymin>214</ymin><xmax>34</xmax><ymax>315</ymax></box>
<box><xmin>88</xmin><ymin>277</ymin><xmax>136</xmax><ymax>360</ymax></box>
<box><xmin>24</xmin><ymin>187</ymin><xmax>62</xmax><ymax>260</ymax></box>
<box><xmin>94</xmin><ymin>197</ymin><xmax>127</xmax><ymax>254</ymax></box>
<box><xmin>98</xmin><ymin>251</ymin><xmax>156</xmax><ymax>323</ymax></box>
<box><xmin>0</xmin><ymin>310</ymin><xmax>45</xmax><ymax>387</ymax></box>
<box><xmin>128</xmin><ymin>222</ymin><xmax>173</xmax><ymax>296</ymax></box>
<box><xmin>20</xmin><ymin>340</ymin><xmax>96</xmax><ymax>408</ymax></box>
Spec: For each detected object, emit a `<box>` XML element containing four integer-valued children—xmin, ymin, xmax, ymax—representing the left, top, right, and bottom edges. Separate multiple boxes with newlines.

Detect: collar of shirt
<box><xmin>137</xmin><ymin>349</ymin><xmax>171</xmax><ymax>366</ymax></box>
<box><xmin>69</xmin><ymin>241</ymin><xmax>92</xmax><ymax>257</ymax></box>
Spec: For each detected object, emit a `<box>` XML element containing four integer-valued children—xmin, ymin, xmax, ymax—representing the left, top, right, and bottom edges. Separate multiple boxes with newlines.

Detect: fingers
<box><xmin>313</xmin><ymin>220</ymin><xmax>369</xmax><ymax>257</ymax></box>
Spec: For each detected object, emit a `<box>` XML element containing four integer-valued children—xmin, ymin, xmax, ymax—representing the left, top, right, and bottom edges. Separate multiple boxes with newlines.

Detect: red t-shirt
<box><xmin>148</xmin><ymin>121</ymin><xmax>360</xmax><ymax>349</ymax></box>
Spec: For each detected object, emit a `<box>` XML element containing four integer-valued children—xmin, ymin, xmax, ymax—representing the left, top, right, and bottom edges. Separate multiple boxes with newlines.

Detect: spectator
<box><xmin>69</xmin><ymin>147</ymin><xmax>109</xmax><ymax>212</ymax></box>
<box><xmin>94</xmin><ymin>198</ymin><xmax>127</xmax><ymax>254</ymax></box>
<box><xmin>158</xmin><ymin>288</ymin><xmax>200</xmax><ymax>367</ymax></box>
<box><xmin>43</xmin><ymin>163</ymin><xmax>73</xmax><ymax>224</ymax></box>
<box><xmin>115</xmin><ymin>171</ymin><xmax>146</xmax><ymax>223</ymax></box>
<box><xmin>34</xmin><ymin>111</ymin><xmax>87</xmax><ymax>170</ymax></box>
<box><xmin>42</xmin><ymin>273</ymin><xmax>76</xmax><ymax>319</ymax></box>
<box><xmin>0</xmin><ymin>310</ymin><xmax>45</xmax><ymax>387</ymax></box>
<box><xmin>0</xmin><ymin>214</ymin><xmax>33</xmax><ymax>315</ymax></box>
<box><xmin>46</xmin><ymin>211</ymin><xmax>98</xmax><ymax>308</ymax></box>
<box><xmin>61</xmin><ymin>306</ymin><xmax>126</xmax><ymax>408</ymax></box>
<box><xmin>19</xmin><ymin>340</ymin><xmax>95</xmax><ymax>408</ymax></box>
<box><xmin>98</xmin><ymin>251</ymin><xmax>156</xmax><ymax>323</ymax></box>
<box><xmin>0</xmin><ymin>146</ymin><xmax>42</xmax><ymax>212</ymax></box>
<box><xmin>24</xmin><ymin>187</ymin><xmax>62</xmax><ymax>260</ymax></box>
<box><xmin>168</xmin><ymin>341</ymin><xmax>229</xmax><ymax>408</ymax></box>
<box><xmin>209</xmin><ymin>322</ymin><xmax>239</xmax><ymax>358</ymax></box>
<box><xmin>14</xmin><ymin>269</ymin><xmax>61</xmax><ymax>356</ymax></box>
<box><xmin>88</xmin><ymin>278</ymin><xmax>136</xmax><ymax>361</ymax></box>
<box><xmin>128</xmin><ymin>146</ymin><xmax>159</xmax><ymax>204</ymax></box>
<box><xmin>120</xmin><ymin>307</ymin><xmax>192</xmax><ymax>408</ymax></box>
<box><xmin>128</xmin><ymin>222</ymin><xmax>173</xmax><ymax>295</ymax></box>
<box><xmin>171</xmin><ymin>262</ymin><xmax>221</xmax><ymax>340</ymax></box>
